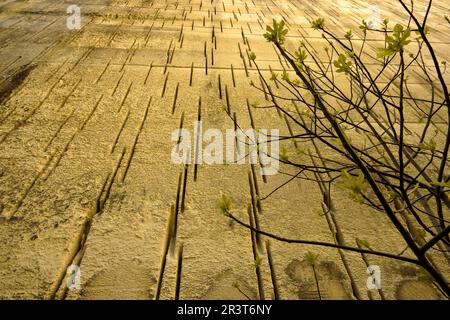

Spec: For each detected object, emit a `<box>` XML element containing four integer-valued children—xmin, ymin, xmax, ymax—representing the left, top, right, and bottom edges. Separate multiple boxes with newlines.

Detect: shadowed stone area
<box><xmin>0</xmin><ymin>0</ymin><xmax>448</xmax><ymax>299</ymax></box>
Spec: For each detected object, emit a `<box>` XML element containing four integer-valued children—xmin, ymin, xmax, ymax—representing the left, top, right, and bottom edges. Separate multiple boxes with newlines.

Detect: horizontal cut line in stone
<box><xmin>32</xmin><ymin>59</ymin><xmax>414</xmax><ymax>70</ymax></box>
<box><xmin>50</xmin><ymin>25</ymin><xmax>437</xmax><ymax>43</ymax></box>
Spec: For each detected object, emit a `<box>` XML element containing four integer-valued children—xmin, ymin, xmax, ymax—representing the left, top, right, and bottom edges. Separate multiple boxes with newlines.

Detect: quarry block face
<box><xmin>0</xmin><ymin>0</ymin><xmax>449</xmax><ymax>301</ymax></box>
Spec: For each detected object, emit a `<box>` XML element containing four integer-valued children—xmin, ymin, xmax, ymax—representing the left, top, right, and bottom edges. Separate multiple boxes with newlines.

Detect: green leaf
<box><xmin>377</xmin><ymin>48</ymin><xmax>393</xmax><ymax>59</ymax></box>
<box><xmin>359</xmin><ymin>20</ymin><xmax>369</xmax><ymax>34</ymax></box>
<box><xmin>264</xmin><ymin>19</ymin><xmax>289</xmax><ymax>44</ymax></box>
<box><xmin>304</xmin><ymin>252</ymin><xmax>319</xmax><ymax>266</ymax></box>
<box><xmin>333</xmin><ymin>54</ymin><xmax>352</xmax><ymax>74</ymax></box>
<box><xmin>419</xmin><ymin>139</ymin><xmax>437</xmax><ymax>152</ymax></box>
<box><xmin>281</xmin><ymin>70</ymin><xmax>290</xmax><ymax>82</ymax></box>
<box><xmin>295</xmin><ymin>47</ymin><xmax>308</xmax><ymax>69</ymax></box>
<box><xmin>279</xmin><ymin>147</ymin><xmax>288</xmax><ymax>161</ymax></box>
<box><xmin>270</xmin><ymin>71</ymin><xmax>278</xmax><ymax>81</ymax></box>
<box><xmin>254</xmin><ymin>256</ymin><xmax>262</xmax><ymax>268</ymax></box>
<box><xmin>377</xmin><ymin>24</ymin><xmax>411</xmax><ymax>58</ymax></box>
<box><xmin>311</xmin><ymin>18</ymin><xmax>325</xmax><ymax>30</ymax></box>
<box><xmin>356</xmin><ymin>238</ymin><xmax>371</xmax><ymax>250</ymax></box>
<box><xmin>431</xmin><ymin>181</ymin><xmax>450</xmax><ymax>188</ymax></box>
<box><xmin>415</xmin><ymin>26</ymin><xmax>430</xmax><ymax>40</ymax></box>
<box><xmin>312</xmin><ymin>208</ymin><xmax>322</xmax><ymax>216</ymax></box>
<box><xmin>249</xmin><ymin>51</ymin><xmax>256</xmax><ymax>61</ymax></box>
<box><xmin>217</xmin><ymin>194</ymin><xmax>232</xmax><ymax>215</ymax></box>
<box><xmin>251</xmin><ymin>101</ymin><xmax>259</xmax><ymax>108</ymax></box>
<box><xmin>338</xmin><ymin>170</ymin><xmax>368</xmax><ymax>203</ymax></box>
<box><xmin>345</xmin><ymin>30</ymin><xmax>353</xmax><ymax>40</ymax></box>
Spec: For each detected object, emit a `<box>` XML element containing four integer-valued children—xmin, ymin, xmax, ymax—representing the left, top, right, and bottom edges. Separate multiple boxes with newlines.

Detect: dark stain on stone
<box><xmin>0</xmin><ymin>63</ymin><xmax>35</xmax><ymax>105</ymax></box>
<box><xmin>398</xmin><ymin>265</ymin><xmax>419</xmax><ymax>277</ymax></box>
<box><xmin>286</xmin><ymin>258</ymin><xmax>350</xmax><ymax>300</ymax></box>
<box><xmin>286</xmin><ymin>258</ymin><xmax>346</xmax><ymax>282</ymax></box>
<box><xmin>395</xmin><ymin>280</ymin><xmax>442</xmax><ymax>300</ymax></box>
<box><xmin>385</xmin><ymin>263</ymin><xmax>419</xmax><ymax>278</ymax></box>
